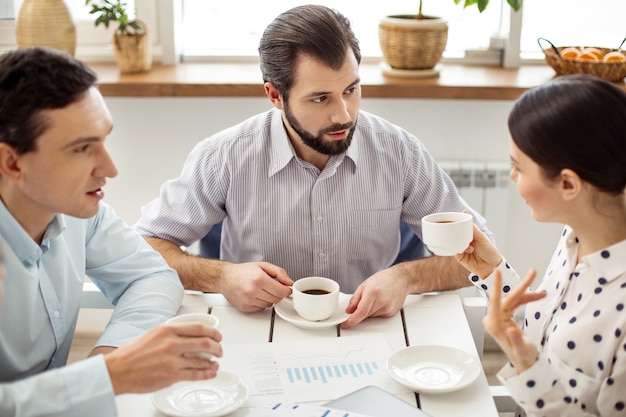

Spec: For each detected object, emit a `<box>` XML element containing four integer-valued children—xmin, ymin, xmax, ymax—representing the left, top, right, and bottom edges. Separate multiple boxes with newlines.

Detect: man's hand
<box><xmin>340</xmin><ymin>268</ymin><xmax>409</xmax><ymax>329</ymax></box>
<box><xmin>104</xmin><ymin>322</ymin><xmax>223</xmax><ymax>395</ymax></box>
<box><xmin>217</xmin><ymin>261</ymin><xmax>293</xmax><ymax>312</ymax></box>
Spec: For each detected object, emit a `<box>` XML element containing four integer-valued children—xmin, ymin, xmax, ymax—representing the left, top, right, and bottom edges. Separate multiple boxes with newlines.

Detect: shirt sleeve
<box><xmin>467</xmin><ymin>258</ymin><xmax>521</xmax><ymax>300</ymax></box>
<box><xmin>397</xmin><ymin>133</ymin><xmax>494</xmax><ymax>244</ymax></box>
<box><xmin>467</xmin><ymin>258</ymin><xmax>526</xmax><ymax>324</ymax></box>
<box><xmin>134</xmin><ymin>138</ymin><xmax>228</xmax><ymax>247</ymax></box>
<box><xmin>498</xmin><ymin>348</ymin><xmax>626</xmax><ymax>417</ymax></box>
<box><xmin>84</xmin><ymin>203</ymin><xmax>184</xmax><ymax>348</ymax></box>
<box><xmin>0</xmin><ymin>355</ymin><xmax>116</xmax><ymax>417</ymax></box>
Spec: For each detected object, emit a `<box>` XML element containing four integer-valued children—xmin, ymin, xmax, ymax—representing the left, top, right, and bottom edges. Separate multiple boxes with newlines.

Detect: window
<box><xmin>520</xmin><ymin>0</ymin><xmax>626</xmax><ymax>60</ymax></box>
<box><xmin>179</xmin><ymin>0</ymin><xmax>626</xmax><ymax>65</ymax></box>
<box><xmin>180</xmin><ymin>0</ymin><xmax>507</xmax><ymax>62</ymax></box>
<box><xmin>1</xmin><ymin>0</ymin><xmax>624</xmax><ymax>66</ymax></box>
<box><xmin>0</xmin><ymin>0</ymin><xmax>156</xmax><ymax>61</ymax></box>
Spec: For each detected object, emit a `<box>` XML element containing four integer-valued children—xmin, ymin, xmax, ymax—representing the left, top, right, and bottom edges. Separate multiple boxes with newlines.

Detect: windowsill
<box><xmin>89</xmin><ymin>61</ymin><xmax>626</xmax><ymax>100</ymax></box>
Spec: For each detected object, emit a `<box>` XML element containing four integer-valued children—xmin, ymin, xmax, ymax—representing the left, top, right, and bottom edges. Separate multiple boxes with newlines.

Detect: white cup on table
<box><xmin>421</xmin><ymin>212</ymin><xmax>473</xmax><ymax>256</ymax></box>
<box><xmin>292</xmin><ymin>276</ymin><xmax>340</xmax><ymax>322</ymax></box>
<box><xmin>166</xmin><ymin>313</ymin><xmax>219</xmax><ymax>360</ymax></box>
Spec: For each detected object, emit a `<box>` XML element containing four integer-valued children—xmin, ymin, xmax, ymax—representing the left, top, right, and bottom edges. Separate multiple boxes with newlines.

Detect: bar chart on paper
<box><xmin>286</xmin><ymin>361</ymin><xmax>379</xmax><ymax>384</ymax></box>
<box><xmin>221</xmin><ymin>334</ymin><xmax>402</xmax><ymax>406</ymax></box>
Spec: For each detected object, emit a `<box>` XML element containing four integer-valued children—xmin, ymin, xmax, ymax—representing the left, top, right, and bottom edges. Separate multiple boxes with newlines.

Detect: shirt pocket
<box><xmin>348</xmin><ymin>207</ymin><xmax>402</xmax><ymax>230</ymax></box>
<box><xmin>346</xmin><ymin>207</ymin><xmax>401</xmax><ymax>262</ymax></box>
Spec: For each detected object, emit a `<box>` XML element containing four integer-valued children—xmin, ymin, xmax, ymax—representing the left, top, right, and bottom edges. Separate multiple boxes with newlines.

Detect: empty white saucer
<box><xmin>274</xmin><ymin>292</ymin><xmax>351</xmax><ymax>330</ymax></box>
<box><xmin>386</xmin><ymin>345</ymin><xmax>480</xmax><ymax>394</ymax></box>
<box><xmin>151</xmin><ymin>371</ymin><xmax>249</xmax><ymax>416</ymax></box>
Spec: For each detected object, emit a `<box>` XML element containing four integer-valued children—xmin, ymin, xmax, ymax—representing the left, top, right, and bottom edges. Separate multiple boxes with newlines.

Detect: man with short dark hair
<box><xmin>136</xmin><ymin>5</ymin><xmax>493</xmax><ymax>328</ymax></box>
<box><xmin>0</xmin><ymin>47</ymin><xmax>222</xmax><ymax>416</ymax></box>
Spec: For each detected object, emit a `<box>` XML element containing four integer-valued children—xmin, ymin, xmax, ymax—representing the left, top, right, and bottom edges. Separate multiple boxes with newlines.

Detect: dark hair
<box><xmin>258</xmin><ymin>4</ymin><xmax>361</xmax><ymax>99</ymax></box>
<box><xmin>508</xmin><ymin>74</ymin><xmax>626</xmax><ymax>194</ymax></box>
<box><xmin>0</xmin><ymin>47</ymin><xmax>97</xmax><ymax>154</ymax></box>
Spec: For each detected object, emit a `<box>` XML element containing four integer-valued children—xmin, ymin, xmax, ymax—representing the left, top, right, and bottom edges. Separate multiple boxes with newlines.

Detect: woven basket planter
<box><xmin>379</xmin><ymin>15</ymin><xmax>448</xmax><ymax>70</ymax></box>
<box><xmin>15</xmin><ymin>0</ymin><xmax>76</xmax><ymax>56</ymax></box>
<box><xmin>113</xmin><ymin>21</ymin><xmax>152</xmax><ymax>74</ymax></box>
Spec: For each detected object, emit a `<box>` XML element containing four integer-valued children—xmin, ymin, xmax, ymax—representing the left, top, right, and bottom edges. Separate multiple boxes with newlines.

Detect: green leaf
<box><xmin>477</xmin><ymin>0</ymin><xmax>489</xmax><ymax>12</ymax></box>
<box><xmin>87</xmin><ymin>0</ymin><xmax>137</xmax><ymax>33</ymax></box>
<box><xmin>507</xmin><ymin>0</ymin><xmax>522</xmax><ymax>11</ymax></box>
<box><xmin>129</xmin><ymin>21</ymin><xmax>142</xmax><ymax>31</ymax></box>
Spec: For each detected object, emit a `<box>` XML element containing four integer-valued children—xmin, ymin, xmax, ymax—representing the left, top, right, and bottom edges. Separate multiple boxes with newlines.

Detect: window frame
<box><xmin>0</xmin><ymin>0</ymin><xmax>161</xmax><ymax>62</ymax></box>
<box><xmin>13</xmin><ymin>0</ymin><xmax>619</xmax><ymax>69</ymax></box>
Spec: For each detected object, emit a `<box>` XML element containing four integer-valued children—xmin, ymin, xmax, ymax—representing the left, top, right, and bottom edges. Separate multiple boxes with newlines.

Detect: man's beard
<box><xmin>284</xmin><ymin>101</ymin><xmax>356</xmax><ymax>156</ymax></box>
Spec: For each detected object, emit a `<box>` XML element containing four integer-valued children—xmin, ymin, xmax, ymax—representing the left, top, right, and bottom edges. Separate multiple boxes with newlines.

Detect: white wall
<box><xmin>103</xmin><ymin>96</ymin><xmax>561</xmax><ymax>284</ymax></box>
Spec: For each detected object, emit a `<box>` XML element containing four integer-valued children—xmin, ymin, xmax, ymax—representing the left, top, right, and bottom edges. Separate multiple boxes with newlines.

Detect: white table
<box><xmin>115</xmin><ymin>292</ymin><xmax>498</xmax><ymax>417</ymax></box>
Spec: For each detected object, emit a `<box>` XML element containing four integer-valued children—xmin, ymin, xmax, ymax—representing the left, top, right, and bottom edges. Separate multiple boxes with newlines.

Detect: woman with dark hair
<box><xmin>456</xmin><ymin>74</ymin><xmax>626</xmax><ymax>416</ymax></box>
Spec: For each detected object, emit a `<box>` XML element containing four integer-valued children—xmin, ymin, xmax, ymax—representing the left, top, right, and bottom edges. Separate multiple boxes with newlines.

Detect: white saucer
<box><xmin>151</xmin><ymin>371</ymin><xmax>249</xmax><ymax>417</ymax></box>
<box><xmin>386</xmin><ymin>345</ymin><xmax>480</xmax><ymax>394</ymax></box>
<box><xmin>274</xmin><ymin>292</ymin><xmax>351</xmax><ymax>330</ymax></box>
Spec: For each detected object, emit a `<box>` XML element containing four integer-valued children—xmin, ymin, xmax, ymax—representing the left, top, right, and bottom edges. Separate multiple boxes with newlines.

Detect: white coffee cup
<box><xmin>166</xmin><ymin>313</ymin><xmax>219</xmax><ymax>360</ymax></box>
<box><xmin>292</xmin><ymin>276</ymin><xmax>340</xmax><ymax>322</ymax></box>
<box><xmin>421</xmin><ymin>212</ymin><xmax>473</xmax><ymax>256</ymax></box>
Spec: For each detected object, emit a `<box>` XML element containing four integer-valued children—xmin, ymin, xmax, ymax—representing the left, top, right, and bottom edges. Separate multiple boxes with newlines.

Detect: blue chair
<box><xmin>199</xmin><ymin>220</ymin><xmax>425</xmax><ymax>264</ymax></box>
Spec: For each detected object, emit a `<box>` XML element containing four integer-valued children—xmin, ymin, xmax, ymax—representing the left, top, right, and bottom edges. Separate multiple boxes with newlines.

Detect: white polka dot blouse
<box><xmin>468</xmin><ymin>226</ymin><xmax>626</xmax><ymax>416</ymax></box>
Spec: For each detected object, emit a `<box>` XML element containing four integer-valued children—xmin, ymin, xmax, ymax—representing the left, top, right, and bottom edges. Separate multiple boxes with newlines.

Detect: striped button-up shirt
<box><xmin>136</xmin><ymin>108</ymin><xmax>490</xmax><ymax>292</ymax></box>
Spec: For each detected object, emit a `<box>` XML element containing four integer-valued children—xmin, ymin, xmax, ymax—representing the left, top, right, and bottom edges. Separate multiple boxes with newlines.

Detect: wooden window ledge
<box><xmin>89</xmin><ymin>62</ymin><xmax>626</xmax><ymax>100</ymax></box>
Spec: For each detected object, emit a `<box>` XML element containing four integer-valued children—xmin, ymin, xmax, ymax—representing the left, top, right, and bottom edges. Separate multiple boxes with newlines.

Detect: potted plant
<box><xmin>379</xmin><ymin>0</ymin><xmax>522</xmax><ymax>74</ymax></box>
<box><xmin>86</xmin><ymin>0</ymin><xmax>152</xmax><ymax>73</ymax></box>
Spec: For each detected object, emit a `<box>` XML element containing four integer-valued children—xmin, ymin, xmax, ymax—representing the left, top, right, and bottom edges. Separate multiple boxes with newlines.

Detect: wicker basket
<box><xmin>539</xmin><ymin>38</ymin><xmax>626</xmax><ymax>82</ymax></box>
<box><xmin>379</xmin><ymin>15</ymin><xmax>448</xmax><ymax>70</ymax></box>
<box><xmin>113</xmin><ymin>21</ymin><xmax>152</xmax><ymax>74</ymax></box>
<box><xmin>15</xmin><ymin>0</ymin><xmax>76</xmax><ymax>56</ymax></box>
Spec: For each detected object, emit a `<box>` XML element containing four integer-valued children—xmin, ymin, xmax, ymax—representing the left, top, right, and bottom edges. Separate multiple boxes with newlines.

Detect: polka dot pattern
<box><xmin>496</xmin><ymin>228</ymin><xmax>626</xmax><ymax>416</ymax></box>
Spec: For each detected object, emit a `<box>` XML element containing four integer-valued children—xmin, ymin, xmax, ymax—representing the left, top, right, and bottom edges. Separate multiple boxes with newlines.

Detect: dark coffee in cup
<box><xmin>303</xmin><ymin>289</ymin><xmax>331</xmax><ymax>295</ymax></box>
<box><xmin>293</xmin><ymin>276</ymin><xmax>340</xmax><ymax>321</ymax></box>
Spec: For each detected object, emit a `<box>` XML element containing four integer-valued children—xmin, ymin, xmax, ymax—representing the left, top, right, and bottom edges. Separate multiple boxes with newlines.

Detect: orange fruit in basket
<box><xmin>577</xmin><ymin>50</ymin><xmax>600</xmax><ymax>62</ymax></box>
<box><xmin>603</xmin><ymin>51</ymin><xmax>626</xmax><ymax>62</ymax></box>
<box><xmin>582</xmin><ymin>47</ymin><xmax>604</xmax><ymax>60</ymax></box>
<box><xmin>560</xmin><ymin>47</ymin><xmax>581</xmax><ymax>60</ymax></box>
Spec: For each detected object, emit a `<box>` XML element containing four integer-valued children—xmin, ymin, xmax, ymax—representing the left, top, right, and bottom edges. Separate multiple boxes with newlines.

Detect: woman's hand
<box><xmin>483</xmin><ymin>268</ymin><xmax>546</xmax><ymax>373</ymax></box>
<box><xmin>454</xmin><ymin>224</ymin><xmax>503</xmax><ymax>278</ymax></box>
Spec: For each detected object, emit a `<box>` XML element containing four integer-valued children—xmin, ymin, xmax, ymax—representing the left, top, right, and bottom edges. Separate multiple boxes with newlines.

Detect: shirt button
<box><xmin>316</xmin><ymin>215</ymin><xmax>323</xmax><ymax>222</ymax></box>
<box><xmin>318</xmin><ymin>251</ymin><xmax>325</xmax><ymax>258</ymax></box>
<box><xmin>52</xmin><ymin>310</ymin><xmax>60</xmax><ymax>319</ymax></box>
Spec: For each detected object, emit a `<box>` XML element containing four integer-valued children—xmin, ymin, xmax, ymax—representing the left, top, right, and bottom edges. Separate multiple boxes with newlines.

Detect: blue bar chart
<box><xmin>285</xmin><ymin>361</ymin><xmax>379</xmax><ymax>384</ymax></box>
<box><xmin>221</xmin><ymin>333</ymin><xmax>401</xmax><ymax>406</ymax></box>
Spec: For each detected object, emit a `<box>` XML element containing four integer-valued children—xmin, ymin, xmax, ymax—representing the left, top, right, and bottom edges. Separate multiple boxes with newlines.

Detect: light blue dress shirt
<box><xmin>0</xmin><ymin>200</ymin><xmax>184</xmax><ymax>417</ymax></box>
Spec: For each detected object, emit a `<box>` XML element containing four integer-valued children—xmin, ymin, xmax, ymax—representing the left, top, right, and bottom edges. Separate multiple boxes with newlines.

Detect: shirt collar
<box><xmin>268</xmin><ymin>108</ymin><xmax>360</xmax><ymax>177</ymax></box>
<box><xmin>0</xmin><ymin>199</ymin><xmax>65</xmax><ymax>266</ymax></box>
<box><xmin>566</xmin><ymin>227</ymin><xmax>626</xmax><ymax>283</ymax></box>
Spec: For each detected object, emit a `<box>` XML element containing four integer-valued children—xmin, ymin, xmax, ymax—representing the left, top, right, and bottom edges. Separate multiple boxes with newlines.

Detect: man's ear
<box><xmin>0</xmin><ymin>143</ymin><xmax>23</xmax><ymax>182</ymax></box>
<box><xmin>559</xmin><ymin>168</ymin><xmax>582</xmax><ymax>201</ymax></box>
<box><xmin>264</xmin><ymin>82</ymin><xmax>284</xmax><ymax>110</ymax></box>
